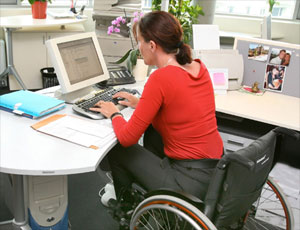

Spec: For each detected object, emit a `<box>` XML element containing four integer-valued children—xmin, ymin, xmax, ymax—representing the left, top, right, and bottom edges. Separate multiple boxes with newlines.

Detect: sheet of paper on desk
<box><xmin>208</xmin><ymin>68</ymin><xmax>229</xmax><ymax>95</ymax></box>
<box><xmin>64</xmin><ymin>117</ymin><xmax>112</xmax><ymax>138</ymax></box>
<box><xmin>32</xmin><ymin>115</ymin><xmax>115</xmax><ymax>149</ymax></box>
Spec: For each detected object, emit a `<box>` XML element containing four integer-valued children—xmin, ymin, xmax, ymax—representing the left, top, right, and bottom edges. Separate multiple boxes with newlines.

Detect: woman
<box><xmin>91</xmin><ymin>11</ymin><xmax>223</xmax><ymax>202</ymax></box>
<box><xmin>281</xmin><ymin>53</ymin><xmax>290</xmax><ymax>66</ymax></box>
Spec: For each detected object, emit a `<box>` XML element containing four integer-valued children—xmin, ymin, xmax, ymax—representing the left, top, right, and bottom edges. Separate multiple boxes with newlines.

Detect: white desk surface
<box><xmin>0</xmin><ymin>105</ymin><xmax>119</xmax><ymax>176</ymax></box>
<box><xmin>0</xmin><ymin>15</ymin><xmax>86</xmax><ymax>29</ymax></box>
<box><xmin>215</xmin><ymin>90</ymin><xmax>300</xmax><ymax>132</ymax></box>
<box><xmin>0</xmin><ymin>84</ymin><xmax>143</xmax><ymax>176</ymax></box>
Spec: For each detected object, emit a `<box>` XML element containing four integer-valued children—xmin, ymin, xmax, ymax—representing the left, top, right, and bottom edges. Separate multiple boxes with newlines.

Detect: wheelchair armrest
<box><xmin>219</xmin><ymin>153</ymin><xmax>255</xmax><ymax>170</ymax></box>
<box><xmin>273</xmin><ymin>127</ymin><xmax>300</xmax><ymax>140</ymax></box>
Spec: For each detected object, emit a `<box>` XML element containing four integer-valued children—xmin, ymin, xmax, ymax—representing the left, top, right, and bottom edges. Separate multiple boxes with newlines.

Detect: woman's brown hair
<box><xmin>135</xmin><ymin>11</ymin><xmax>192</xmax><ymax>65</ymax></box>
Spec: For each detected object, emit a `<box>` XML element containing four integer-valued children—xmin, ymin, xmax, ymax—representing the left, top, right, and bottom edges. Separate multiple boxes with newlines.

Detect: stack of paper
<box><xmin>114</xmin><ymin>0</ymin><xmax>142</xmax><ymax>10</ymax></box>
<box><xmin>94</xmin><ymin>0</ymin><xmax>142</xmax><ymax>13</ymax></box>
<box><xmin>0</xmin><ymin>90</ymin><xmax>65</xmax><ymax>119</ymax></box>
<box><xmin>94</xmin><ymin>0</ymin><xmax>118</xmax><ymax>11</ymax></box>
<box><xmin>32</xmin><ymin>114</ymin><xmax>116</xmax><ymax>149</ymax></box>
<box><xmin>47</xmin><ymin>10</ymin><xmax>75</xmax><ymax>19</ymax></box>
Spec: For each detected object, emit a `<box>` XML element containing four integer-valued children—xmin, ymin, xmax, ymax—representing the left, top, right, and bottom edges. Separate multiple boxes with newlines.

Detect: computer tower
<box><xmin>27</xmin><ymin>176</ymin><xmax>68</xmax><ymax>230</ymax></box>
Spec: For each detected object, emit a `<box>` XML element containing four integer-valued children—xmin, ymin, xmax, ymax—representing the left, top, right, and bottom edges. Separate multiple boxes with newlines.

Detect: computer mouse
<box><xmin>112</xmin><ymin>97</ymin><xmax>126</xmax><ymax>105</ymax></box>
<box><xmin>129</xmin><ymin>89</ymin><xmax>140</xmax><ymax>95</ymax></box>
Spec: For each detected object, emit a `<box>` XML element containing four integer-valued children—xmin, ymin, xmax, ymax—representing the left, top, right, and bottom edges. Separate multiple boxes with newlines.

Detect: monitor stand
<box><xmin>54</xmin><ymin>86</ymin><xmax>97</xmax><ymax>103</ymax></box>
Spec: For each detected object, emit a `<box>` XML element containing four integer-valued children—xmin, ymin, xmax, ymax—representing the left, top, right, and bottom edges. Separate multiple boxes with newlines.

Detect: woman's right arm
<box><xmin>111</xmin><ymin>74</ymin><xmax>164</xmax><ymax>147</ymax></box>
<box><xmin>113</xmin><ymin>91</ymin><xmax>140</xmax><ymax>109</ymax></box>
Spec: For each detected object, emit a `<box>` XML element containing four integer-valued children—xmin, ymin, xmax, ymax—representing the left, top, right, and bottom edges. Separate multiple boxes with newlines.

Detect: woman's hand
<box><xmin>113</xmin><ymin>91</ymin><xmax>140</xmax><ymax>109</ymax></box>
<box><xmin>89</xmin><ymin>101</ymin><xmax>120</xmax><ymax>119</ymax></box>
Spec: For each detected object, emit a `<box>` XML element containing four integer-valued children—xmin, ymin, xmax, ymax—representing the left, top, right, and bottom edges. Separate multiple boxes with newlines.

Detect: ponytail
<box><xmin>175</xmin><ymin>43</ymin><xmax>192</xmax><ymax>65</ymax></box>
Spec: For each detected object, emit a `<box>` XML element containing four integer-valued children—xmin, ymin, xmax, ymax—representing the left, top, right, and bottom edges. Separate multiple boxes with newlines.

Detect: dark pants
<box><xmin>107</xmin><ymin>125</ymin><xmax>218</xmax><ymax>200</ymax></box>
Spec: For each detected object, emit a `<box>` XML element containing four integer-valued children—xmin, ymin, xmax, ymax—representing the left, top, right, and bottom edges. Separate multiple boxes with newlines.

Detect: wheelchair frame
<box><xmin>128</xmin><ymin>128</ymin><xmax>298</xmax><ymax>230</ymax></box>
<box><xmin>129</xmin><ymin>176</ymin><xmax>294</xmax><ymax>230</ymax></box>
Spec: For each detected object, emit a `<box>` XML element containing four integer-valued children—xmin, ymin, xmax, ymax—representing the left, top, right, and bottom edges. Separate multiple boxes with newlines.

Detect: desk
<box><xmin>215</xmin><ymin>90</ymin><xmax>300</xmax><ymax>165</ymax></box>
<box><xmin>0</xmin><ymin>15</ymin><xmax>86</xmax><ymax>90</ymax></box>
<box><xmin>215</xmin><ymin>90</ymin><xmax>300</xmax><ymax>132</ymax></box>
<box><xmin>0</xmin><ymin>106</ymin><xmax>118</xmax><ymax>175</ymax></box>
<box><xmin>0</xmin><ymin>91</ymin><xmax>135</xmax><ymax>229</ymax></box>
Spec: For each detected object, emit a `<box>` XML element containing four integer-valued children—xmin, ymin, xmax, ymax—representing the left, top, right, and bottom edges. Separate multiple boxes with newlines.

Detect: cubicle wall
<box><xmin>234</xmin><ymin>37</ymin><xmax>300</xmax><ymax>98</ymax></box>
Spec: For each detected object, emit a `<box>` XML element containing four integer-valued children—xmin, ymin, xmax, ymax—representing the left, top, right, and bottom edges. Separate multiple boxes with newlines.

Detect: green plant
<box><xmin>268</xmin><ymin>0</ymin><xmax>278</xmax><ymax>13</ymax></box>
<box><xmin>108</xmin><ymin>12</ymin><xmax>143</xmax><ymax>73</ymax></box>
<box><xmin>152</xmin><ymin>0</ymin><xmax>204</xmax><ymax>44</ymax></box>
<box><xmin>113</xmin><ymin>49</ymin><xmax>142</xmax><ymax>73</ymax></box>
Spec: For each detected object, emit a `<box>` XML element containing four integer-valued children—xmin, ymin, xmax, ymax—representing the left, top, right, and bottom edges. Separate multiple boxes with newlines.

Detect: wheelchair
<box><xmin>109</xmin><ymin>127</ymin><xmax>299</xmax><ymax>230</ymax></box>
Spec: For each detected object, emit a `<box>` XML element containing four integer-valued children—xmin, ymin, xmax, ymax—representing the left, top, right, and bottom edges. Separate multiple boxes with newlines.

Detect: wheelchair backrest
<box><xmin>204</xmin><ymin>130</ymin><xmax>277</xmax><ymax>228</ymax></box>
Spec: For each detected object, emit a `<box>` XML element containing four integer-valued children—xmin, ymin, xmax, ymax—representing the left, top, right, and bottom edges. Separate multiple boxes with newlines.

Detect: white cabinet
<box><xmin>10</xmin><ymin>28</ymin><xmax>84</xmax><ymax>90</ymax></box>
<box><xmin>97</xmin><ymin>35</ymin><xmax>137</xmax><ymax>66</ymax></box>
<box><xmin>10</xmin><ymin>32</ymin><xmax>46</xmax><ymax>90</ymax></box>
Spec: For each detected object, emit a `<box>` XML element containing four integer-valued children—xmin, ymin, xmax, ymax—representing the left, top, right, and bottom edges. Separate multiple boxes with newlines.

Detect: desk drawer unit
<box><xmin>220</xmin><ymin>131</ymin><xmax>255</xmax><ymax>154</ymax></box>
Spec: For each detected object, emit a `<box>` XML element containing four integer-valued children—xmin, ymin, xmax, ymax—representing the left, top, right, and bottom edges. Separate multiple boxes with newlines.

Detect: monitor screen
<box><xmin>46</xmin><ymin>32</ymin><xmax>109</xmax><ymax>94</ymax></box>
<box><xmin>58</xmin><ymin>37</ymin><xmax>104</xmax><ymax>85</ymax></box>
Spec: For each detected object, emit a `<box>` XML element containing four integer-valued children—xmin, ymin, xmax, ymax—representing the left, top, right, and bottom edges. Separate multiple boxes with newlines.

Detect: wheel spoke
<box><xmin>146</xmin><ymin>209</ymin><xmax>167</xmax><ymax>230</ymax></box>
<box><xmin>244</xmin><ymin>178</ymin><xmax>292</xmax><ymax>230</ymax></box>
<box><xmin>182</xmin><ymin>218</ymin><xmax>187</xmax><ymax>230</ymax></box>
<box><xmin>247</xmin><ymin>216</ymin><xmax>274</xmax><ymax>230</ymax></box>
<box><xmin>157</xmin><ymin>208</ymin><xmax>168</xmax><ymax>229</ymax></box>
<box><xmin>164</xmin><ymin>209</ymin><xmax>170</xmax><ymax>230</ymax></box>
<box><xmin>138</xmin><ymin>214</ymin><xmax>153</xmax><ymax>230</ymax></box>
<box><xmin>131</xmin><ymin>195</ymin><xmax>216</xmax><ymax>230</ymax></box>
<box><xmin>151</xmin><ymin>209</ymin><xmax>160</xmax><ymax>230</ymax></box>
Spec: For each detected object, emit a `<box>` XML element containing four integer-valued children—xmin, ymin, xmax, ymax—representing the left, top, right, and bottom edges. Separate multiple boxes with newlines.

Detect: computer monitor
<box><xmin>46</xmin><ymin>32</ymin><xmax>109</xmax><ymax>102</ymax></box>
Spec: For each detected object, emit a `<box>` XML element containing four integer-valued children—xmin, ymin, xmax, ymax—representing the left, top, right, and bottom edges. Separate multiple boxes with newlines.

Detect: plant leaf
<box><xmin>109</xmin><ymin>49</ymin><xmax>133</xmax><ymax>64</ymax></box>
<box><xmin>130</xmin><ymin>49</ymin><xmax>138</xmax><ymax>66</ymax></box>
<box><xmin>127</xmin><ymin>59</ymin><xmax>133</xmax><ymax>73</ymax></box>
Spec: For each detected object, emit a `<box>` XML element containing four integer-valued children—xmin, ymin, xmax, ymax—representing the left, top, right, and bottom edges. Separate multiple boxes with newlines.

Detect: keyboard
<box><xmin>72</xmin><ymin>87</ymin><xmax>138</xmax><ymax>119</ymax></box>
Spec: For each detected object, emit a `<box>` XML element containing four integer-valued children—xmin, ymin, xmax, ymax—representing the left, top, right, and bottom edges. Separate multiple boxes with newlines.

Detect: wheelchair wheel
<box><xmin>130</xmin><ymin>194</ymin><xmax>217</xmax><ymax>230</ymax></box>
<box><xmin>244</xmin><ymin>177</ymin><xmax>294</xmax><ymax>230</ymax></box>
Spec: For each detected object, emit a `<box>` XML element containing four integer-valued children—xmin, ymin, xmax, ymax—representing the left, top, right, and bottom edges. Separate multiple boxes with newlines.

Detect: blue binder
<box><xmin>0</xmin><ymin>90</ymin><xmax>65</xmax><ymax>119</ymax></box>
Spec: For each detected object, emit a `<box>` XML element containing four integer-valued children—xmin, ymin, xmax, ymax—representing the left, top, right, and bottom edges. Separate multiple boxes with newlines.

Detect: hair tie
<box><xmin>176</xmin><ymin>41</ymin><xmax>183</xmax><ymax>48</ymax></box>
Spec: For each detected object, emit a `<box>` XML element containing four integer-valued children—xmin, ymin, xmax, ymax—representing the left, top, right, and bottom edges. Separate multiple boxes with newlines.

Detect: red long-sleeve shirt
<box><xmin>112</xmin><ymin>59</ymin><xmax>223</xmax><ymax>160</ymax></box>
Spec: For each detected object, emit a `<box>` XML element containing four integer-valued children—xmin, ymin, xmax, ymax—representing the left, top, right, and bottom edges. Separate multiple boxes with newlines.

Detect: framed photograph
<box><xmin>263</xmin><ymin>64</ymin><xmax>286</xmax><ymax>92</ymax></box>
<box><xmin>269</xmin><ymin>48</ymin><xmax>292</xmax><ymax>66</ymax></box>
<box><xmin>248</xmin><ymin>43</ymin><xmax>269</xmax><ymax>62</ymax></box>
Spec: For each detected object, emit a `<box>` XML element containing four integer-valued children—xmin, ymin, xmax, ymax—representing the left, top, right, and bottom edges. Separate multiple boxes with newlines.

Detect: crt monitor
<box><xmin>46</xmin><ymin>32</ymin><xmax>109</xmax><ymax>102</ymax></box>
